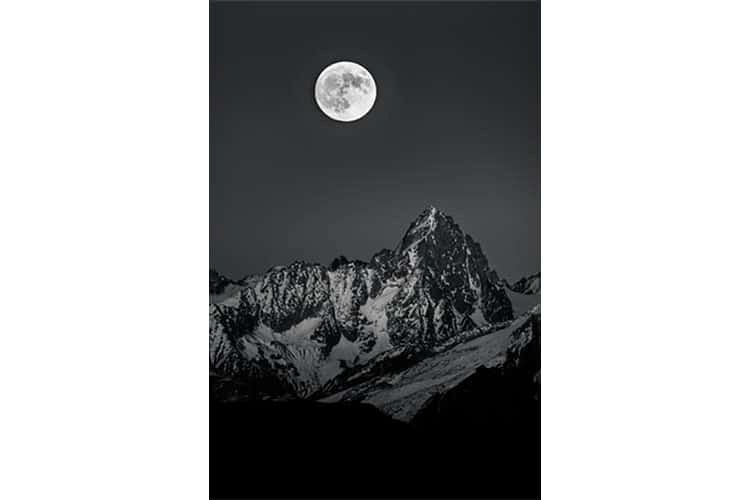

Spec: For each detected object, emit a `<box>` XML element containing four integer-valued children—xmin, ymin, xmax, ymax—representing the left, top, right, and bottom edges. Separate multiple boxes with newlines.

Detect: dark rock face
<box><xmin>209</xmin><ymin>206</ymin><xmax>517</xmax><ymax>398</ymax></box>
<box><xmin>370</xmin><ymin>206</ymin><xmax>513</xmax><ymax>348</ymax></box>
<box><xmin>209</xmin><ymin>268</ymin><xmax>245</xmax><ymax>296</ymax></box>
<box><xmin>255</xmin><ymin>262</ymin><xmax>333</xmax><ymax>332</ymax></box>
<box><xmin>507</xmin><ymin>271</ymin><xmax>541</xmax><ymax>295</ymax></box>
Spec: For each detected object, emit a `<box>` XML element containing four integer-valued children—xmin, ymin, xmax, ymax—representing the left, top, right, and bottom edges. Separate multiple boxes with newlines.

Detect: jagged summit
<box><xmin>397</xmin><ymin>206</ymin><xmax>462</xmax><ymax>254</ymax></box>
<box><xmin>411</xmin><ymin>204</ymin><xmax>450</xmax><ymax>224</ymax></box>
<box><xmin>409</xmin><ymin>205</ymin><xmax>449</xmax><ymax>226</ymax></box>
<box><xmin>420</xmin><ymin>204</ymin><xmax>439</xmax><ymax>215</ymax></box>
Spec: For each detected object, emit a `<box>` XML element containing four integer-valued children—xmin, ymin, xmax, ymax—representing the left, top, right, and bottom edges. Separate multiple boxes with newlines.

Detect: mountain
<box><xmin>413</xmin><ymin>307</ymin><xmax>540</xmax><ymax>425</ymax></box>
<box><xmin>504</xmin><ymin>271</ymin><xmax>541</xmax><ymax>316</ymax></box>
<box><xmin>209</xmin><ymin>206</ymin><xmax>517</xmax><ymax>398</ymax></box>
<box><xmin>209</xmin><ymin>269</ymin><xmax>247</xmax><ymax>304</ymax></box>
<box><xmin>209</xmin><ymin>308</ymin><xmax>541</xmax><ymax>500</ymax></box>
<box><xmin>321</xmin><ymin>306</ymin><xmax>539</xmax><ymax>421</ymax></box>
<box><xmin>410</xmin><ymin>310</ymin><xmax>540</xmax><ymax>498</ymax></box>
<box><xmin>507</xmin><ymin>271</ymin><xmax>541</xmax><ymax>295</ymax></box>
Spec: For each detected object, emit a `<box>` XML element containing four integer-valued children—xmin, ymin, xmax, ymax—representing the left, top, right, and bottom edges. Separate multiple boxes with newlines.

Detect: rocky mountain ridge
<box><xmin>505</xmin><ymin>271</ymin><xmax>541</xmax><ymax>295</ymax></box>
<box><xmin>209</xmin><ymin>206</ymin><xmax>536</xmax><ymax>399</ymax></box>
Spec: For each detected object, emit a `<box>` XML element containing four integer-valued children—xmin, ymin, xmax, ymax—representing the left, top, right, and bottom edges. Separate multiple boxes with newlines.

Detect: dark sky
<box><xmin>210</xmin><ymin>1</ymin><xmax>540</xmax><ymax>281</ymax></box>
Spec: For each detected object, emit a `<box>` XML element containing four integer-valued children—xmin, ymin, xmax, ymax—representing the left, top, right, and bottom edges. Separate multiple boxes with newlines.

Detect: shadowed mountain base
<box><xmin>210</xmin><ymin>363</ymin><xmax>539</xmax><ymax>499</ymax></box>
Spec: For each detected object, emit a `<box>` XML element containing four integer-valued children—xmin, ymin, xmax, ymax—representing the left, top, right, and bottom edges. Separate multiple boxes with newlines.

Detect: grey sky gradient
<box><xmin>210</xmin><ymin>1</ymin><xmax>539</xmax><ymax>281</ymax></box>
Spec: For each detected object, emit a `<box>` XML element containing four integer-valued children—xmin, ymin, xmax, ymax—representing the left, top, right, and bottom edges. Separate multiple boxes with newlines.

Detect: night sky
<box><xmin>210</xmin><ymin>1</ymin><xmax>539</xmax><ymax>281</ymax></box>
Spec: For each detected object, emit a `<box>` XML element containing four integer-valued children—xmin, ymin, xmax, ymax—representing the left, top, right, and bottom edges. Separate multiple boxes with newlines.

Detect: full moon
<box><xmin>315</xmin><ymin>61</ymin><xmax>377</xmax><ymax>122</ymax></box>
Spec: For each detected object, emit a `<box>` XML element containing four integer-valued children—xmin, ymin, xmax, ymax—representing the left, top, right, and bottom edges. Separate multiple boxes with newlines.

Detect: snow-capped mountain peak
<box><xmin>210</xmin><ymin>207</ymin><xmax>519</xmax><ymax>398</ymax></box>
<box><xmin>397</xmin><ymin>205</ymin><xmax>457</xmax><ymax>254</ymax></box>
